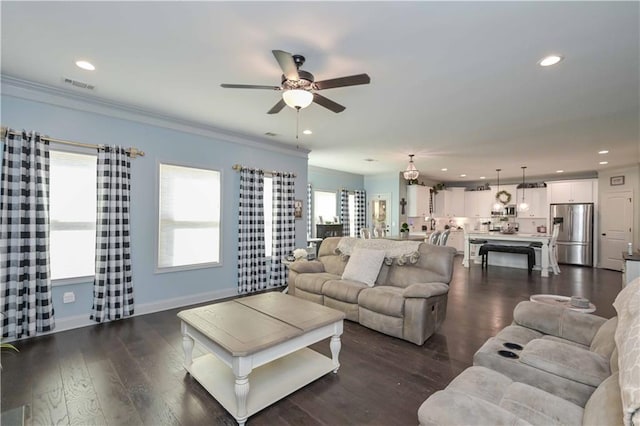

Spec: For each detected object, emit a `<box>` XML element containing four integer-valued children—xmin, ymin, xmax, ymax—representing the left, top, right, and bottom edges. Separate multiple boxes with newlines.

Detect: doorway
<box><xmin>599</xmin><ymin>190</ymin><xmax>633</xmax><ymax>270</ymax></box>
<box><xmin>371</xmin><ymin>193</ymin><xmax>391</xmax><ymax>237</ymax></box>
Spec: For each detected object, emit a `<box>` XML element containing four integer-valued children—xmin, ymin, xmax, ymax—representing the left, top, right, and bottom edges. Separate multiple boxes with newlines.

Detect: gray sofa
<box><xmin>418</xmin><ymin>277</ymin><xmax>640</xmax><ymax>425</ymax></box>
<box><xmin>287</xmin><ymin>237</ymin><xmax>456</xmax><ymax>345</ymax></box>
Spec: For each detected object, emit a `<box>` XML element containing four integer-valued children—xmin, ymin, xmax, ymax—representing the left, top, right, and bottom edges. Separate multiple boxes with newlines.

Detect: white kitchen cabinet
<box><xmin>464</xmin><ymin>190</ymin><xmax>494</xmax><ymax>218</ymax></box>
<box><xmin>406</xmin><ymin>185</ymin><xmax>429</xmax><ymax>217</ymax></box>
<box><xmin>434</xmin><ymin>188</ymin><xmax>466</xmax><ymax>217</ymax></box>
<box><xmin>516</xmin><ymin>187</ymin><xmax>547</xmax><ymax>218</ymax></box>
<box><xmin>548</xmin><ymin>180</ymin><xmax>595</xmax><ymax>204</ymax></box>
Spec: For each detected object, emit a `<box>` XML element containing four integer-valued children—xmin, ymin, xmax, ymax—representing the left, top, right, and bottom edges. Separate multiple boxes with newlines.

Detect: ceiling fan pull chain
<box><xmin>296</xmin><ymin>106</ymin><xmax>300</xmax><ymax>140</ymax></box>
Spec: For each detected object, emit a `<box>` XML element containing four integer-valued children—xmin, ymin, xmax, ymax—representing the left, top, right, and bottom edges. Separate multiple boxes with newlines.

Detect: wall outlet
<box><xmin>63</xmin><ymin>292</ymin><xmax>75</xmax><ymax>304</ymax></box>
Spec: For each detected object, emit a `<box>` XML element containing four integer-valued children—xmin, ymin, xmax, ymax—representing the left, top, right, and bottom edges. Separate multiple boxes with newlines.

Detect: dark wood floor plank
<box><xmin>1</xmin><ymin>261</ymin><xmax>622</xmax><ymax>425</ymax></box>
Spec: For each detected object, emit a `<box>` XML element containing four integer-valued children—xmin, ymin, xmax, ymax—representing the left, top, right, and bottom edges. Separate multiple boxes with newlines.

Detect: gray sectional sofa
<box><xmin>418</xmin><ymin>277</ymin><xmax>640</xmax><ymax>426</ymax></box>
<box><xmin>287</xmin><ymin>237</ymin><xmax>456</xmax><ymax>345</ymax></box>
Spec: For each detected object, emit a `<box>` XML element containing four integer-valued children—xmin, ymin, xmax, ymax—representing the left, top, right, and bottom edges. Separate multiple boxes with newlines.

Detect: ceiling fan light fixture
<box><xmin>403</xmin><ymin>154</ymin><xmax>419</xmax><ymax>181</ymax></box>
<box><xmin>282</xmin><ymin>89</ymin><xmax>313</xmax><ymax>109</ymax></box>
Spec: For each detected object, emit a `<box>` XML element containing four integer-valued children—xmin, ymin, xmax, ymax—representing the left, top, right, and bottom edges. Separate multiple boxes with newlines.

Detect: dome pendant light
<box><xmin>282</xmin><ymin>89</ymin><xmax>313</xmax><ymax>109</ymax></box>
<box><xmin>403</xmin><ymin>154</ymin><xmax>419</xmax><ymax>181</ymax></box>
<box><xmin>519</xmin><ymin>166</ymin><xmax>530</xmax><ymax>212</ymax></box>
<box><xmin>493</xmin><ymin>168</ymin><xmax>503</xmax><ymax>212</ymax></box>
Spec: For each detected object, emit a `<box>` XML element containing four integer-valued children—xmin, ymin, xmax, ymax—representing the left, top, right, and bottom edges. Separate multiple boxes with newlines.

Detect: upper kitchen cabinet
<box><xmin>547</xmin><ymin>180</ymin><xmax>596</xmax><ymax>204</ymax></box>
<box><xmin>516</xmin><ymin>187</ymin><xmax>547</xmax><ymax>218</ymax></box>
<box><xmin>406</xmin><ymin>184</ymin><xmax>429</xmax><ymax>217</ymax></box>
<box><xmin>434</xmin><ymin>187</ymin><xmax>466</xmax><ymax>217</ymax></box>
<box><xmin>464</xmin><ymin>190</ymin><xmax>494</xmax><ymax>218</ymax></box>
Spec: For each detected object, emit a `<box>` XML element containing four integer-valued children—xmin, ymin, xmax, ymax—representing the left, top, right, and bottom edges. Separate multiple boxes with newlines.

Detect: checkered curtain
<box><xmin>340</xmin><ymin>189</ymin><xmax>350</xmax><ymax>237</ymax></box>
<box><xmin>307</xmin><ymin>183</ymin><xmax>312</xmax><ymax>237</ymax></box>
<box><xmin>269</xmin><ymin>172</ymin><xmax>296</xmax><ymax>288</ymax></box>
<box><xmin>1</xmin><ymin>130</ymin><xmax>55</xmax><ymax>338</ymax></box>
<box><xmin>90</xmin><ymin>146</ymin><xmax>134</xmax><ymax>323</ymax></box>
<box><xmin>355</xmin><ymin>190</ymin><xmax>367</xmax><ymax>237</ymax></box>
<box><xmin>238</xmin><ymin>168</ymin><xmax>267</xmax><ymax>293</ymax></box>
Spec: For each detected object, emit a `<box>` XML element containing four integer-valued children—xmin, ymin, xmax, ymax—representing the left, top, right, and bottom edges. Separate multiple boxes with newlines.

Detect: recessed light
<box><xmin>303</xmin><ymin>129</ymin><xmax>312</xmax><ymax>135</ymax></box>
<box><xmin>460</xmin><ymin>174</ymin><xmax>467</xmax><ymax>177</ymax></box>
<box><xmin>480</xmin><ymin>176</ymin><xmax>486</xmax><ymax>180</ymax></box>
<box><xmin>599</xmin><ymin>161</ymin><xmax>608</xmax><ymax>165</ymax></box>
<box><xmin>539</xmin><ymin>55</ymin><xmax>563</xmax><ymax>67</ymax></box>
<box><xmin>556</xmin><ymin>170</ymin><xmax>564</xmax><ymax>173</ymax></box>
<box><xmin>364</xmin><ymin>158</ymin><xmax>377</xmax><ymax>162</ymax></box>
<box><xmin>598</xmin><ymin>150</ymin><xmax>609</xmax><ymax>154</ymax></box>
<box><xmin>441</xmin><ymin>168</ymin><xmax>448</xmax><ymax>172</ymax></box>
<box><xmin>75</xmin><ymin>60</ymin><xmax>95</xmax><ymax>71</ymax></box>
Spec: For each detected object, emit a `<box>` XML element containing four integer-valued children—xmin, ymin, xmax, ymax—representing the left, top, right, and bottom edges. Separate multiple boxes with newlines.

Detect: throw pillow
<box><xmin>341</xmin><ymin>248</ymin><xmax>386</xmax><ymax>287</ymax></box>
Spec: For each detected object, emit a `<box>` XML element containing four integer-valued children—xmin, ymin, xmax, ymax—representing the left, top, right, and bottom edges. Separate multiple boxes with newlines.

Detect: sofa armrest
<box><xmin>288</xmin><ymin>260</ymin><xmax>325</xmax><ymax>274</ymax></box>
<box><xmin>513</xmin><ymin>301</ymin><xmax>607</xmax><ymax>346</ymax></box>
<box><xmin>403</xmin><ymin>282</ymin><xmax>449</xmax><ymax>298</ymax></box>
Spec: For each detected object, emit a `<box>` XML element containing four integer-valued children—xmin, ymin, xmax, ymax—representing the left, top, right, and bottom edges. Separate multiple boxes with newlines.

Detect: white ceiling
<box><xmin>2</xmin><ymin>1</ymin><xmax>639</xmax><ymax>182</ymax></box>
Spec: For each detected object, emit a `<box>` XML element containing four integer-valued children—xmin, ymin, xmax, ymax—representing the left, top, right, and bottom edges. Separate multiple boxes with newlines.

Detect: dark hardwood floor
<box><xmin>1</xmin><ymin>259</ymin><xmax>622</xmax><ymax>425</ymax></box>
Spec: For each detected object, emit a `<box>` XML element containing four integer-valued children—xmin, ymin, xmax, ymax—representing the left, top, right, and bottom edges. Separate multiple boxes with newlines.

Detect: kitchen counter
<box><xmin>463</xmin><ymin>232</ymin><xmax>552</xmax><ymax>277</ymax></box>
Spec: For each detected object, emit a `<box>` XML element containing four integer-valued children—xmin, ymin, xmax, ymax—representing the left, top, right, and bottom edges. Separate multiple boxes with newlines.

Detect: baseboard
<box><xmin>6</xmin><ymin>288</ymin><xmax>238</xmax><ymax>342</ymax></box>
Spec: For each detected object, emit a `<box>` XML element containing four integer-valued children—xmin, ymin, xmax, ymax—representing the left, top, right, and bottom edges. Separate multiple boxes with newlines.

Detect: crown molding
<box><xmin>1</xmin><ymin>75</ymin><xmax>310</xmax><ymax>158</ymax></box>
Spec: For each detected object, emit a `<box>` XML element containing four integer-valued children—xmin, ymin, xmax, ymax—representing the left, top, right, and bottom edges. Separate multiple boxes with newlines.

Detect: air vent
<box><xmin>63</xmin><ymin>77</ymin><xmax>95</xmax><ymax>90</ymax></box>
<box><xmin>264</xmin><ymin>132</ymin><xmax>277</xmax><ymax>137</ymax></box>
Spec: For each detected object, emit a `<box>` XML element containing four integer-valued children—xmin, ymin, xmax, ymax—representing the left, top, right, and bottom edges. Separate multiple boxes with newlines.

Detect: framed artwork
<box><xmin>610</xmin><ymin>176</ymin><xmax>625</xmax><ymax>186</ymax></box>
<box><xmin>294</xmin><ymin>199</ymin><xmax>303</xmax><ymax>219</ymax></box>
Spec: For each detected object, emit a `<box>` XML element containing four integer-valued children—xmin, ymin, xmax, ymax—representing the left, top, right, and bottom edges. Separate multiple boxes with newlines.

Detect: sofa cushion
<box><xmin>358</xmin><ymin>286</ymin><xmax>405</xmax><ymax>317</ymax></box>
<box><xmin>341</xmin><ymin>248</ymin><xmax>386</xmax><ymax>287</ymax></box>
<box><xmin>323</xmin><ymin>279</ymin><xmax>368</xmax><ymax>304</ymax></box>
<box><xmin>500</xmin><ymin>381</ymin><xmax>583</xmax><ymax>426</ymax></box>
<box><xmin>295</xmin><ymin>272</ymin><xmax>339</xmax><ymax>294</ymax></box>
<box><xmin>446</xmin><ymin>366</ymin><xmax>513</xmax><ymax>405</ymax></box>
<box><xmin>418</xmin><ymin>389</ymin><xmax>531</xmax><ymax>426</ymax></box>
<box><xmin>612</xmin><ymin>276</ymin><xmax>640</xmax><ymax>426</ymax></box>
<box><xmin>520</xmin><ymin>339</ymin><xmax>610</xmax><ymax>387</ymax></box>
<box><xmin>542</xmin><ymin>335</ymin><xmax>590</xmax><ymax>349</ymax></box>
<box><xmin>288</xmin><ymin>260</ymin><xmax>325</xmax><ymax>274</ymax></box>
<box><xmin>583</xmin><ymin>374</ymin><xmax>623</xmax><ymax>426</ymax></box>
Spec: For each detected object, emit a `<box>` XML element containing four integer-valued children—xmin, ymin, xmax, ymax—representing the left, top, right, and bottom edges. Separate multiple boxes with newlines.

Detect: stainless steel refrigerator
<box><xmin>550</xmin><ymin>203</ymin><xmax>594</xmax><ymax>266</ymax></box>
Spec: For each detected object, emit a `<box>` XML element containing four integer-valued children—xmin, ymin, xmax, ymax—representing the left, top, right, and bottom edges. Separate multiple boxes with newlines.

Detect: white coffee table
<box><xmin>178</xmin><ymin>292</ymin><xmax>345</xmax><ymax>425</ymax></box>
<box><xmin>529</xmin><ymin>294</ymin><xmax>596</xmax><ymax>313</ymax></box>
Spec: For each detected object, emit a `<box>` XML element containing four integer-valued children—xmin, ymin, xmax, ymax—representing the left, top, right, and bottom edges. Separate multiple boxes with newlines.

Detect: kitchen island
<box><xmin>463</xmin><ymin>232</ymin><xmax>552</xmax><ymax>277</ymax></box>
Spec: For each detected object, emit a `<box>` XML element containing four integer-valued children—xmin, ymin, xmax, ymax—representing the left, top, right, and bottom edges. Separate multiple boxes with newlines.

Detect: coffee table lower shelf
<box><xmin>187</xmin><ymin>348</ymin><xmax>335</xmax><ymax>420</ymax></box>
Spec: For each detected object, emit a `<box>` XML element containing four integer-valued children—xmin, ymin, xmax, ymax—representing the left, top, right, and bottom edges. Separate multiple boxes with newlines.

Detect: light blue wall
<box><xmin>364</xmin><ymin>172</ymin><xmax>402</xmax><ymax>234</ymax></box>
<box><xmin>1</xmin><ymin>89</ymin><xmax>308</xmax><ymax>326</ymax></box>
<box><xmin>308</xmin><ymin>165</ymin><xmax>364</xmax><ymax>192</ymax></box>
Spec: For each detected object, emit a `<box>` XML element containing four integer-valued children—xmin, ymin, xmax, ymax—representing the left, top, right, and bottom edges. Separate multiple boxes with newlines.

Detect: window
<box><xmin>264</xmin><ymin>176</ymin><xmax>273</xmax><ymax>257</ymax></box>
<box><xmin>49</xmin><ymin>151</ymin><xmax>97</xmax><ymax>281</ymax></box>
<box><xmin>313</xmin><ymin>190</ymin><xmax>337</xmax><ymax>230</ymax></box>
<box><xmin>158</xmin><ymin>164</ymin><xmax>221</xmax><ymax>270</ymax></box>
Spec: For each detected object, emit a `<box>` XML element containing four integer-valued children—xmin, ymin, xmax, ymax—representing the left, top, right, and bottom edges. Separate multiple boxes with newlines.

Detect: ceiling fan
<box><xmin>221</xmin><ymin>50</ymin><xmax>371</xmax><ymax>114</ymax></box>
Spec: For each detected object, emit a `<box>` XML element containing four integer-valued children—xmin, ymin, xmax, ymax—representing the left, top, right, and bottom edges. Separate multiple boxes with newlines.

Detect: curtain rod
<box><xmin>232</xmin><ymin>164</ymin><xmax>297</xmax><ymax>178</ymax></box>
<box><xmin>1</xmin><ymin>127</ymin><xmax>145</xmax><ymax>159</ymax></box>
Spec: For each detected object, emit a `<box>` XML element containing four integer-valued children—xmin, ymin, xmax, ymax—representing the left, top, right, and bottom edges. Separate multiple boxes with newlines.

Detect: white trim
<box><xmin>1</xmin><ymin>75</ymin><xmax>310</xmax><ymax>159</ymax></box>
<box><xmin>3</xmin><ymin>287</ymin><xmax>239</xmax><ymax>342</ymax></box>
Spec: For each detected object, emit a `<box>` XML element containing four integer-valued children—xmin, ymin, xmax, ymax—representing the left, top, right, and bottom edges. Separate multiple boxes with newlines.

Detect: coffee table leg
<box><xmin>181</xmin><ymin>322</ymin><xmax>194</xmax><ymax>369</ymax></box>
<box><xmin>330</xmin><ymin>322</ymin><xmax>343</xmax><ymax>373</ymax></box>
<box><xmin>233</xmin><ymin>357</ymin><xmax>252</xmax><ymax>425</ymax></box>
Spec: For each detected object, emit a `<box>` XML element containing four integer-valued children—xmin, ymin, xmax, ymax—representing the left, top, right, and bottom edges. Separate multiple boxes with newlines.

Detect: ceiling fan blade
<box><xmin>314</xmin><ymin>73</ymin><xmax>371</xmax><ymax>90</ymax></box>
<box><xmin>313</xmin><ymin>93</ymin><xmax>346</xmax><ymax>113</ymax></box>
<box><xmin>272</xmin><ymin>50</ymin><xmax>300</xmax><ymax>81</ymax></box>
<box><xmin>267</xmin><ymin>98</ymin><xmax>287</xmax><ymax>114</ymax></box>
<box><xmin>221</xmin><ymin>83</ymin><xmax>280</xmax><ymax>90</ymax></box>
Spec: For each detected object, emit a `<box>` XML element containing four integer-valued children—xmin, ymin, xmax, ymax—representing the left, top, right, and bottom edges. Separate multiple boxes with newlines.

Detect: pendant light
<box><xmin>519</xmin><ymin>166</ymin><xmax>530</xmax><ymax>212</ymax></box>
<box><xmin>492</xmin><ymin>168</ymin><xmax>503</xmax><ymax>211</ymax></box>
<box><xmin>403</xmin><ymin>154</ymin><xmax>419</xmax><ymax>181</ymax></box>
